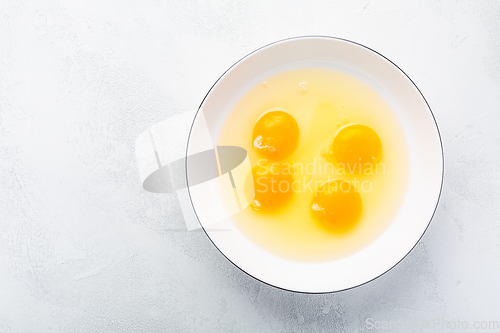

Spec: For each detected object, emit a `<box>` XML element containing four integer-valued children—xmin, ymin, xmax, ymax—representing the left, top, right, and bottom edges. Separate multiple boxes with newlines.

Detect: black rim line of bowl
<box><xmin>184</xmin><ymin>35</ymin><xmax>445</xmax><ymax>294</ymax></box>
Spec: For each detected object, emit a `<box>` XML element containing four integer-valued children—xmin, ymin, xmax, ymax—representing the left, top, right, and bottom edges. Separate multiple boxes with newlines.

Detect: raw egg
<box><xmin>248</xmin><ymin>161</ymin><xmax>294</xmax><ymax>212</ymax></box>
<box><xmin>311</xmin><ymin>179</ymin><xmax>362</xmax><ymax>233</ymax></box>
<box><xmin>331</xmin><ymin>124</ymin><xmax>382</xmax><ymax>174</ymax></box>
<box><xmin>218</xmin><ymin>67</ymin><xmax>409</xmax><ymax>262</ymax></box>
<box><xmin>252</xmin><ymin>110</ymin><xmax>299</xmax><ymax>160</ymax></box>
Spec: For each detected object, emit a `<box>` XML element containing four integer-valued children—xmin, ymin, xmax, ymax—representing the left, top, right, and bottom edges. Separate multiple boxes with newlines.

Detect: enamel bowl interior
<box><xmin>187</xmin><ymin>36</ymin><xmax>443</xmax><ymax>293</ymax></box>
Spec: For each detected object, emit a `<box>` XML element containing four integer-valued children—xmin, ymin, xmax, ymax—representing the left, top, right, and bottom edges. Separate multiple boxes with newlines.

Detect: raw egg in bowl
<box><xmin>186</xmin><ymin>36</ymin><xmax>443</xmax><ymax>293</ymax></box>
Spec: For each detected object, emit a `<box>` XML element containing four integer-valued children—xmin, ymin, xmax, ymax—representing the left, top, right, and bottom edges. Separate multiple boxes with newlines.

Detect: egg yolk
<box><xmin>248</xmin><ymin>162</ymin><xmax>294</xmax><ymax>212</ymax></box>
<box><xmin>311</xmin><ymin>179</ymin><xmax>362</xmax><ymax>232</ymax></box>
<box><xmin>331</xmin><ymin>124</ymin><xmax>382</xmax><ymax>174</ymax></box>
<box><xmin>252</xmin><ymin>110</ymin><xmax>299</xmax><ymax>160</ymax></box>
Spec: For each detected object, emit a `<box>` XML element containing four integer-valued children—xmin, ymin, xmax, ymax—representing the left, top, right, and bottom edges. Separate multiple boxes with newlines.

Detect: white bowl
<box><xmin>186</xmin><ymin>36</ymin><xmax>443</xmax><ymax>293</ymax></box>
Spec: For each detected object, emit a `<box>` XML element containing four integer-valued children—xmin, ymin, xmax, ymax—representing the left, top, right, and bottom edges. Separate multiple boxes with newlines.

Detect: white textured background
<box><xmin>1</xmin><ymin>0</ymin><xmax>500</xmax><ymax>332</ymax></box>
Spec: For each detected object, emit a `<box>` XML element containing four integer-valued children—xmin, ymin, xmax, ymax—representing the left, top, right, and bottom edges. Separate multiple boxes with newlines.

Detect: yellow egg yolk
<box><xmin>248</xmin><ymin>162</ymin><xmax>294</xmax><ymax>212</ymax></box>
<box><xmin>331</xmin><ymin>124</ymin><xmax>382</xmax><ymax>174</ymax></box>
<box><xmin>311</xmin><ymin>179</ymin><xmax>362</xmax><ymax>232</ymax></box>
<box><xmin>252</xmin><ymin>110</ymin><xmax>299</xmax><ymax>160</ymax></box>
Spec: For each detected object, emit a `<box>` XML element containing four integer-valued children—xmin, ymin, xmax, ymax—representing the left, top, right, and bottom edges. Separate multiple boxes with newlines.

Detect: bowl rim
<box><xmin>186</xmin><ymin>35</ymin><xmax>444</xmax><ymax>294</ymax></box>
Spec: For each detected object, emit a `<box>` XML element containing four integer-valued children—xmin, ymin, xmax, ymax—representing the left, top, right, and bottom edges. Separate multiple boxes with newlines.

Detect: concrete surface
<box><xmin>1</xmin><ymin>0</ymin><xmax>499</xmax><ymax>332</ymax></box>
